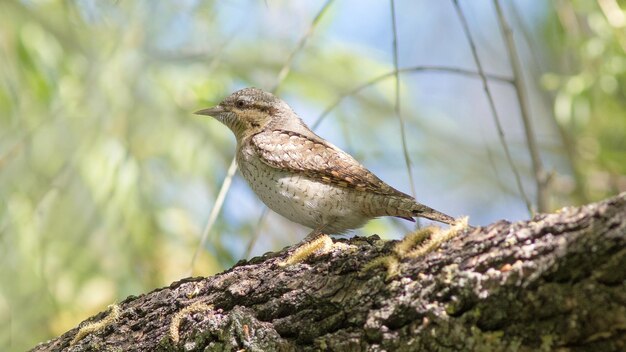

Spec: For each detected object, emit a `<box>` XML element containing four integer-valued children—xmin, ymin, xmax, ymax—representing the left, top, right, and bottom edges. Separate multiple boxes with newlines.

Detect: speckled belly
<box><xmin>237</xmin><ymin>152</ymin><xmax>370</xmax><ymax>234</ymax></box>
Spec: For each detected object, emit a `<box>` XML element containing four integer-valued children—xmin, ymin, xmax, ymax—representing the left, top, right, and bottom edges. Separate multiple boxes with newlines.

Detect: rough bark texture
<box><xmin>33</xmin><ymin>193</ymin><xmax>626</xmax><ymax>352</ymax></box>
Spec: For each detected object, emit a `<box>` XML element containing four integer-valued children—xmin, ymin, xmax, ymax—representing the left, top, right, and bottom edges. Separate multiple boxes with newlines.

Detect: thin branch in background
<box><xmin>452</xmin><ymin>0</ymin><xmax>532</xmax><ymax>214</ymax></box>
<box><xmin>193</xmin><ymin>1</ymin><xmax>335</xmax><ymax>265</ymax></box>
<box><xmin>552</xmin><ymin>0</ymin><xmax>582</xmax><ymax>47</ymax></box>
<box><xmin>0</xmin><ymin>114</ymin><xmax>57</xmax><ymax>172</ymax></box>
<box><xmin>312</xmin><ymin>65</ymin><xmax>512</xmax><ymax>130</ymax></box>
<box><xmin>243</xmin><ymin>208</ymin><xmax>269</xmax><ymax>259</ymax></box>
<box><xmin>509</xmin><ymin>2</ymin><xmax>588</xmax><ymax>205</ymax></box>
<box><xmin>390</xmin><ymin>0</ymin><xmax>417</xmax><ymax>199</ymax></box>
<box><xmin>493</xmin><ymin>0</ymin><xmax>547</xmax><ymax>213</ymax></box>
<box><xmin>191</xmin><ymin>158</ymin><xmax>237</xmax><ymax>271</ymax></box>
<box><xmin>0</xmin><ymin>137</ymin><xmax>25</xmax><ymax>171</ymax></box>
<box><xmin>185</xmin><ymin>27</ymin><xmax>241</xmax><ymax>271</ymax></box>
<box><xmin>388</xmin><ymin>1</ymin><xmax>427</xmax><ymax>233</ymax></box>
<box><xmin>270</xmin><ymin>0</ymin><xmax>334</xmax><ymax>93</ymax></box>
<box><xmin>508</xmin><ymin>2</ymin><xmax>544</xmax><ymax>71</ymax></box>
<box><xmin>547</xmin><ymin>0</ymin><xmax>592</xmax><ymax>205</ymax></box>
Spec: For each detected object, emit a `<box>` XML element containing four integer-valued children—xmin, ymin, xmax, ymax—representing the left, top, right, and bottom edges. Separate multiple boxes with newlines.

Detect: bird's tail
<box><xmin>385</xmin><ymin>197</ymin><xmax>457</xmax><ymax>226</ymax></box>
<box><xmin>411</xmin><ymin>203</ymin><xmax>456</xmax><ymax>226</ymax></box>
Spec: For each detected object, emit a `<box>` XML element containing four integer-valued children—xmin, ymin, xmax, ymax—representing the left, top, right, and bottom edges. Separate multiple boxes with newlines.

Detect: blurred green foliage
<box><xmin>0</xmin><ymin>1</ymin><xmax>397</xmax><ymax>349</ymax></box>
<box><xmin>544</xmin><ymin>0</ymin><xmax>626</xmax><ymax>203</ymax></box>
<box><xmin>0</xmin><ymin>1</ymin><xmax>624</xmax><ymax>350</ymax></box>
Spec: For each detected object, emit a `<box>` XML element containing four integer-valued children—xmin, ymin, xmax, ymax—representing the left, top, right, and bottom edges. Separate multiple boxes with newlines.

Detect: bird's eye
<box><xmin>235</xmin><ymin>100</ymin><xmax>246</xmax><ymax>109</ymax></box>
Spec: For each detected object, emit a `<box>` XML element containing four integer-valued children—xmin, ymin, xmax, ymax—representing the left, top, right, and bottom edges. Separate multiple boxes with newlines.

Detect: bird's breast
<box><xmin>236</xmin><ymin>147</ymin><xmax>370</xmax><ymax>233</ymax></box>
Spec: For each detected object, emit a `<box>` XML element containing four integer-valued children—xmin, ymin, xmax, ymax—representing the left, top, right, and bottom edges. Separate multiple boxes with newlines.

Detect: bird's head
<box><xmin>195</xmin><ymin>87</ymin><xmax>290</xmax><ymax>141</ymax></box>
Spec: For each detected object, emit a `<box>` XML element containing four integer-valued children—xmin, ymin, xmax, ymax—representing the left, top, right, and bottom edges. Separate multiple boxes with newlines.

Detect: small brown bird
<box><xmin>195</xmin><ymin>87</ymin><xmax>457</xmax><ymax>241</ymax></box>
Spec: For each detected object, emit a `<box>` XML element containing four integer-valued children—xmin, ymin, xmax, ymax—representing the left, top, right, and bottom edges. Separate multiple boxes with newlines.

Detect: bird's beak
<box><xmin>194</xmin><ymin>105</ymin><xmax>225</xmax><ymax>117</ymax></box>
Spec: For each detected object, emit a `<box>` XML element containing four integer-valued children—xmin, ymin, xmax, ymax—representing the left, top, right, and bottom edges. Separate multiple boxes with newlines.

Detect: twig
<box><xmin>493</xmin><ymin>0</ymin><xmax>547</xmax><ymax>213</ymax></box>
<box><xmin>188</xmin><ymin>28</ymin><xmax>256</xmax><ymax>270</ymax></box>
<box><xmin>187</xmin><ymin>37</ymin><xmax>244</xmax><ymax>270</ymax></box>
<box><xmin>312</xmin><ymin>65</ymin><xmax>512</xmax><ymax>130</ymax></box>
<box><xmin>452</xmin><ymin>0</ymin><xmax>532</xmax><ymax>214</ymax></box>
<box><xmin>552</xmin><ymin>0</ymin><xmax>581</xmax><ymax>43</ymax></box>
<box><xmin>390</xmin><ymin>0</ymin><xmax>417</xmax><ymax>199</ymax></box>
<box><xmin>243</xmin><ymin>208</ymin><xmax>269</xmax><ymax>259</ymax></box>
<box><xmin>0</xmin><ymin>137</ymin><xmax>25</xmax><ymax>171</ymax></box>
<box><xmin>509</xmin><ymin>2</ymin><xmax>587</xmax><ymax>205</ymax></box>
<box><xmin>508</xmin><ymin>2</ymin><xmax>544</xmax><ymax>71</ymax></box>
<box><xmin>270</xmin><ymin>0</ymin><xmax>334</xmax><ymax>93</ymax></box>
<box><xmin>191</xmin><ymin>158</ymin><xmax>238</xmax><ymax>272</ymax></box>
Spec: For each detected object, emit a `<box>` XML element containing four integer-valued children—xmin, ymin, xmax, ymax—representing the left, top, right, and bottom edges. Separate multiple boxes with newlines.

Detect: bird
<box><xmin>195</xmin><ymin>87</ymin><xmax>458</xmax><ymax>242</ymax></box>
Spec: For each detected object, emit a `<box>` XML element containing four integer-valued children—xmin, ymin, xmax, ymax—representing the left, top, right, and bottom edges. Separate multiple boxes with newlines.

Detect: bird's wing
<box><xmin>250</xmin><ymin>129</ymin><xmax>411</xmax><ymax>197</ymax></box>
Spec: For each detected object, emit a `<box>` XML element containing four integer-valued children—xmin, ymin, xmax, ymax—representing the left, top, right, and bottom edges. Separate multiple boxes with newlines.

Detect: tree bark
<box><xmin>33</xmin><ymin>193</ymin><xmax>626</xmax><ymax>352</ymax></box>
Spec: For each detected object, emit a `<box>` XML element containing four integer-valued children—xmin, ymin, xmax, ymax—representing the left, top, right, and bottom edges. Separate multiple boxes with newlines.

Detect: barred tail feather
<box><xmin>411</xmin><ymin>204</ymin><xmax>456</xmax><ymax>226</ymax></box>
<box><xmin>386</xmin><ymin>197</ymin><xmax>457</xmax><ymax>226</ymax></box>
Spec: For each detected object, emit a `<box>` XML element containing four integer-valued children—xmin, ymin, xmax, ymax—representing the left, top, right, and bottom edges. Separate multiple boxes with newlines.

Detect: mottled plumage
<box><xmin>195</xmin><ymin>87</ymin><xmax>456</xmax><ymax>238</ymax></box>
<box><xmin>251</xmin><ymin>129</ymin><xmax>407</xmax><ymax>196</ymax></box>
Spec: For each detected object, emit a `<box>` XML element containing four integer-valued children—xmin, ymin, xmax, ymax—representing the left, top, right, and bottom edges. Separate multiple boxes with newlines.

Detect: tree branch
<box><xmin>33</xmin><ymin>192</ymin><xmax>626</xmax><ymax>351</ymax></box>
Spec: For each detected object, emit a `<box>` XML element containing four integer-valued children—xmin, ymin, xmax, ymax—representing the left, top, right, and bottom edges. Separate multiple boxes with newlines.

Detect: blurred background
<box><xmin>1</xmin><ymin>0</ymin><xmax>625</xmax><ymax>349</ymax></box>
